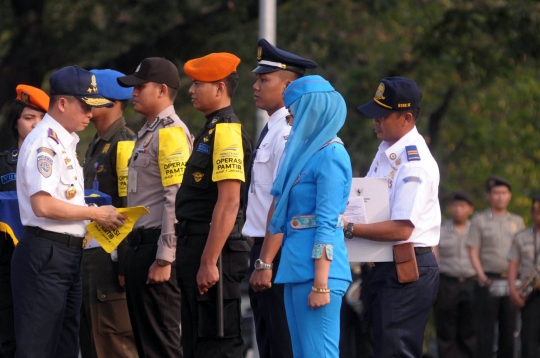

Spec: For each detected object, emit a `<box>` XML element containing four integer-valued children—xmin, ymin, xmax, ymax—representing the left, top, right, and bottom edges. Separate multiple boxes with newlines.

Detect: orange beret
<box><xmin>184</xmin><ymin>53</ymin><xmax>241</xmax><ymax>82</ymax></box>
<box><xmin>15</xmin><ymin>85</ymin><xmax>49</xmax><ymax>113</ymax></box>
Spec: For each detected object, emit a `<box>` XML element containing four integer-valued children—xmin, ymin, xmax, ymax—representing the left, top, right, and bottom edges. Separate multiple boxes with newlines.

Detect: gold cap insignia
<box><xmin>21</xmin><ymin>91</ymin><xmax>30</xmax><ymax>105</ymax></box>
<box><xmin>257</xmin><ymin>46</ymin><xmax>262</xmax><ymax>61</ymax></box>
<box><xmin>375</xmin><ymin>83</ymin><xmax>385</xmax><ymax>100</ymax></box>
<box><xmin>88</xmin><ymin>75</ymin><xmax>98</xmax><ymax>93</ymax></box>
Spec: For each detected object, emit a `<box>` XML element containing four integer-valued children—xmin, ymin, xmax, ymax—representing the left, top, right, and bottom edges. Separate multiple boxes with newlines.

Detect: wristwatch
<box><xmin>344</xmin><ymin>222</ymin><xmax>355</xmax><ymax>239</ymax></box>
<box><xmin>156</xmin><ymin>259</ymin><xmax>172</xmax><ymax>267</ymax></box>
<box><xmin>254</xmin><ymin>258</ymin><xmax>273</xmax><ymax>271</ymax></box>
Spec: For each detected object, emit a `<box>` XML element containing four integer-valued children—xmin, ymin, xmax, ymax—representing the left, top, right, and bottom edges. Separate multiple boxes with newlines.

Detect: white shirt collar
<box><xmin>41</xmin><ymin>113</ymin><xmax>79</xmax><ymax>147</ymax></box>
<box><xmin>379</xmin><ymin>126</ymin><xmax>419</xmax><ymax>160</ymax></box>
<box><xmin>267</xmin><ymin>107</ymin><xmax>289</xmax><ymax>130</ymax></box>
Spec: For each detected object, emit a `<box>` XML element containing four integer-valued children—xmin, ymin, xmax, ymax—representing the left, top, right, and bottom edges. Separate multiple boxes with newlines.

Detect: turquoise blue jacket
<box><xmin>274</xmin><ymin>142</ymin><xmax>352</xmax><ymax>285</ymax></box>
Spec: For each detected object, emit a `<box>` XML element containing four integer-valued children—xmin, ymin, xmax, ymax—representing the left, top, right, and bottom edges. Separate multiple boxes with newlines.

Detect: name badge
<box><xmin>128</xmin><ymin>169</ymin><xmax>138</xmax><ymax>193</ymax></box>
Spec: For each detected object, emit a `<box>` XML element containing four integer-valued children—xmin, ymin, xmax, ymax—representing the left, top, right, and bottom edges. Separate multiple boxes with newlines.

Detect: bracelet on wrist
<box><xmin>311</xmin><ymin>286</ymin><xmax>330</xmax><ymax>293</ymax></box>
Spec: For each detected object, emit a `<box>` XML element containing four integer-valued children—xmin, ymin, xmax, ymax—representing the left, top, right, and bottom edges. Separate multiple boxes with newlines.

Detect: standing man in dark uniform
<box><xmin>175</xmin><ymin>52</ymin><xmax>252</xmax><ymax>358</ymax></box>
<box><xmin>247</xmin><ymin>38</ymin><xmax>317</xmax><ymax>358</ymax></box>
<box><xmin>347</xmin><ymin>77</ymin><xmax>441</xmax><ymax>357</ymax></box>
<box><xmin>0</xmin><ymin>85</ymin><xmax>48</xmax><ymax>358</ymax></box>
<box><xmin>118</xmin><ymin>57</ymin><xmax>193</xmax><ymax>358</ymax></box>
<box><xmin>467</xmin><ymin>175</ymin><xmax>524</xmax><ymax>358</ymax></box>
<box><xmin>12</xmin><ymin>65</ymin><xmax>126</xmax><ymax>358</ymax></box>
<box><xmin>434</xmin><ymin>191</ymin><xmax>477</xmax><ymax>358</ymax></box>
<box><xmin>80</xmin><ymin>69</ymin><xmax>138</xmax><ymax>358</ymax></box>
<box><xmin>508</xmin><ymin>195</ymin><xmax>540</xmax><ymax>358</ymax></box>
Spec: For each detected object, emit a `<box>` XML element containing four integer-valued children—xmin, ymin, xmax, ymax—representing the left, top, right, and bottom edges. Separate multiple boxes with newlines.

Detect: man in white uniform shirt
<box><xmin>345</xmin><ymin>76</ymin><xmax>440</xmax><ymax>358</ymax></box>
<box><xmin>12</xmin><ymin>65</ymin><xmax>126</xmax><ymax>358</ymax></box>
<box><xmin>246</xmin><ymin>38</ymin><xmax>317</xmax><ymax>358</ymax></box>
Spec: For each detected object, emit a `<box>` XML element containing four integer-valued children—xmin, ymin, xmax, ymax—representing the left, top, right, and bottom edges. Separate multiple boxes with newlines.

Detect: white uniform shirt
<box><xmin>242</xmin><ymin>107</ymin><xmax>290</xmax><ymax>238</ymax></box>
<box><xmin>366</xmin><ymin>126</ymin><xmax>441</xmax><ymax>247</ymax></box>
<box><xmin>17</xmin><ymin>114</ymin><xmax>88</xmax><ymax>236</ymax></box>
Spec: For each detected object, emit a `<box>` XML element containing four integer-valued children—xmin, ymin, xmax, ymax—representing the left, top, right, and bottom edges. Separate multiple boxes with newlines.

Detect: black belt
<box><xmin>25</xmin><ymin>226</ymin><xmax>86</xmax><ymax>248</ymax></box>
<box><xmin>251</xmin><ymin>237</ymin><xmax>264</xmax><ymax>245</ymax></box>
<box><xmin>414</xmin><ymin>246</ymin><xmax>433</xmax><ymax>255</ymax></box>
<box><xmin>485</xmin><ymin>272</ymin><xmax>508</xmax><ymax>279</ymax></box>
<box><xmin>440</xmin><ymin>273</ymin><xmax>474</xmax><ymax>283</ymax></box>
<box><xmin>127</xmin><ymin>228</ymin><xmax>161</xmax><ymax>246</ymax></box>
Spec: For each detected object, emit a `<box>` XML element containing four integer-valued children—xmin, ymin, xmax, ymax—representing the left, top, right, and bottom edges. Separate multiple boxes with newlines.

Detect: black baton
<box><xmin>217</xmin><ymin>252</ymin><xmax>224</xmax><ymax>337</ymax></box>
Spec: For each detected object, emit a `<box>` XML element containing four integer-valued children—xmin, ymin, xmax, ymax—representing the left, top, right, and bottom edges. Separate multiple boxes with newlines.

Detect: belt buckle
<box><xmin>458</xmin><ymin>277</ymin><xmax>465</xmax><ymax>283</ymax></box>
<box><xmin>82</xmin><ymin>237</ymin><xmax>88</xmax><ymax>249</ymax></box>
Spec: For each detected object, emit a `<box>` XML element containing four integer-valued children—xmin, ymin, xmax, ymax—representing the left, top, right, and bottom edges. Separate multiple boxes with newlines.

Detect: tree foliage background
<box><xmin>1</xmin><ymin>0</ymin><xmax>539</xmax><ymax>222</ymax></box>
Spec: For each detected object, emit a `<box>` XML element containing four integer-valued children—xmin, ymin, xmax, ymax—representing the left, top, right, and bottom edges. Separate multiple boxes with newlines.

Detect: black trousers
<box><xmin>11</xmin><ymin>229</ymin><xmax>83</xmax><ymax>358</ymax></box>
<box><xmin>176</xmin><ymin>227</ymin><xmax>248</xmax><ymax>358</ymax></box>
<box><xmin>0</xmin><ymin>234</ymin><xmax>15</xmax><ymax>358</ymax></box>
<box><xmin>434</xmin><ymin>274</ymin><xmax>476</xmax><ymax>358</ymax></box>
<box><xmin>473</xmin><ymin>275</ymin><xmax>518</xmax><ymax>358</ymax></box>
<box><xmin>124</xmin><ymin>230</ymin><xmax>182</xmax><ymax>358</ymax></box>
<box><xmin>248</xmin><ymin>242</ymin><xmax>292</xmax><ymax>358</ymax></box>
<box><xmin>79</xmin><ymin>247</ymin><xmax>137</xmax><ymax>358</ymax></box>
<box><xmin>520</xmin><ymin>291</ymin><xmax>540</xmax><ymax>358</ymax></box>
<box><xmin>369</xmin><ymin>252</ymin><xmax>438</xmax><ymax>358</ymax></box>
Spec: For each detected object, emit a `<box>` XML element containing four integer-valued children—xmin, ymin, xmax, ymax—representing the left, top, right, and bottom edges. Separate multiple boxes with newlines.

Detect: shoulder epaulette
<box><xmin>162</xmin><ymin>117</ymin><xmax>175</xmax><ymax>127</ymax></box>
<box><xmin>405</xmin><ymin>145</ymin><xmax>420</xmax><ymax>161</ymax></box>
<box><xmin>48</xmin><ymin>128</ymin><xmax>60</xmax><ymax>145</ymax></box>
<box><xmin>207</xmin><ymin>116</ymin><xmax>223</xmax><ymax>129</ymax></box>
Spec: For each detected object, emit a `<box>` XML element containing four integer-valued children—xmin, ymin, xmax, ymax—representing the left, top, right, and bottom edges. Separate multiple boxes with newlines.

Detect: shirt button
<box><xmin>101</xmin><ymin>294</ymin><xmax>106</xmax><ymax>299</ymax></box>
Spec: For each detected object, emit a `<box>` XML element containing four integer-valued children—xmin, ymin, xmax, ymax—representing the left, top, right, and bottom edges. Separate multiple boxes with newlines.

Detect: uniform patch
<box><xmin>64</xmin><ymin>157</ymin><xmax>71</xmax><ymax>165</ymax></box>
<box><xmin>37</xmin><ymin>147</ymin><xmax>56</xmax><ymax>157</ymax></box>
<box><xmin>1</xmin><ymin>173</ymin><xmax>16</xmax><ymax>185</ymax></box>
<box><xmin>102</xmin><ymin>143</ymin><xmax>110</xmax><ymax>154</ymax></box>
<box><xmin>193</xmin><ymin>172</ymin><xmax>204</xmax><ymax>182</ymax></box>
<box><xmin>162</xmin><ymin>117</ymin><xmax>174</xmax><ymax>126</ymax></box>
<box><xmin>37</xmin><ymin>155</ymin><xmax>53</xmax><ymax>178</ymax></box>
<box><xmin>97</xmin><ymin>165</ymin><xmax>104</xmax><ymax>173</ymax></box>
<box><xmin>197</xmin><ymin>143</ymin><xmax>210</xmax><ymax>154</ymax></box>
<box><xmin>66</xmin><ymin>165</ymin><xmax>74</xmax><ymax>170</ymax></box>
<box><xmin>405</xmin><ymin>145</ymin><xmax>420</xmax><ymax>161</ymax></box>
<box><xmin>403</xmin><ymin>176</ymin><xmax>422</xmax><ymax>184</ymax></box>
<box><xmin>143</xmin><ymin>133</ymin><xmax>154</xmax><ymax>147</ymax></box>
<box><xmin>48</xmin><ymin>128</ymin><xmax>60</xmax><ymax>144</ymax></box>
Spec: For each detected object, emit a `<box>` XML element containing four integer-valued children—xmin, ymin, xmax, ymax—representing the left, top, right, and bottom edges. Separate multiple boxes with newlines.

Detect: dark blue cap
<box><xmin>253</xmin><ymin>38</ymin><xmax>318</xmax><ymax>75</ymax></box>
<box><xmin>90</xmin><ymin>69</ymin><xmax>133</xmax><ymax>101</ymax></box>
<box><xmin>357</xmin><ymin>76</ymin><xmax>422</xmax><ymax>118</ymax></box>
<box><xmin>49</xmin><ymin>66</ymin><xmax>113</xmax><ymax>108</ymax></box>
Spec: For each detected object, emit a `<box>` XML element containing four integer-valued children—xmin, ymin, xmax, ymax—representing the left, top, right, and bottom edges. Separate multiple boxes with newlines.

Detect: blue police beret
<box><xmin>49</xmin><ymin>66</ymin><xmax>113</xmax><ymax>108</ymax></box>
<box><xmin>283</xmin><ymin>75</ymin><xmax>335</xmax><ymax>108</ymax></box>
<box><xmin>357</xmin><ymin>76</ymin><xmax>422</xmax><ymax>118</ymax></box>
<box><xmin>253</xmin><ymin>38</ymin><xmax>318</xmax><ymax>75</ymax></box>
<box><xmin>90</xmin><ymin>69</ymin><xmax>133</xmax><ymax>101</ymax></box>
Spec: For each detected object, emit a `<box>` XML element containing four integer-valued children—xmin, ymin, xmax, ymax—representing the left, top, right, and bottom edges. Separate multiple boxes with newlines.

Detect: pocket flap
<box><xmin>225</xmin><ymin>239</ymin><xmax>249</xmax><ymax>252</ymax></box>
<box><xmin>393</xmin><ymin>243</ymin><xmax>415</xmax><ymax>263</ymax></box>
<box><xmin>196</xmin><ymin>282</ymin><xmax>241</xmax><ymax>302</ymax></box>
<box><xmin>97</xmin><ymin>285</ymin><xmax>126</xmax><ymax>302</ymax></box>
<box><xmin>132</xmin><ymin>155</ymin><xmax>150</xmax><ymax>168</ymax></box>
<box><xmin>254</xmin><ymin>148</ymin><xmax>271</xmax><ymax>163</ymax></box>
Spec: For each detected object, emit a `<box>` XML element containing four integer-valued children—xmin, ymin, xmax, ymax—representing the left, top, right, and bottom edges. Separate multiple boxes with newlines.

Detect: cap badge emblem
<box><xmin>257</xmin><ymin>46</ymin><xmax>262</xmax><ymax>61</ymax></box>
<box><xmin>21</xmin><ymin>91</ymin><xmax>30</xmax><ymax>105</ymax></box>
<box><xmin>375</xmin><ymin>83</ymin><xmax>385</xmax><ymax>100</ymax></box>
<box><xmin>88</xmin><ymin>75</ymin><xmax>98</xmax><ymax>93</ymax></box>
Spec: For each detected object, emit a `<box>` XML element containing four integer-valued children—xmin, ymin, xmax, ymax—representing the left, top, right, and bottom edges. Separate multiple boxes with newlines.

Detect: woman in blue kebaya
<box><xmin>250</xmin><ymin>75</ymin><xmax>352</xmax><ymax>357</ymax></box>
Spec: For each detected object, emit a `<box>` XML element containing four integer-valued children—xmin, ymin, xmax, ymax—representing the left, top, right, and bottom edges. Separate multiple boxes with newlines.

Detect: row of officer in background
<box><xmin>434</xmin><ymin>175</ymin><xmax>540</xmax><ymax>358</ymax></box>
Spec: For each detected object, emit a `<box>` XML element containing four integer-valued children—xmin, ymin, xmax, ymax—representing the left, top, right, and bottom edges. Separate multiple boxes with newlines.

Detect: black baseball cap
<box><xmin>486</xmin><ymin>175</ymin><xmax>512</xmax><ymax>192</ymax></box>
<box><xmin>253</xmin><ymin>38</ymin><xmax>318</xmax><ymax>75</ymax></box>
<box><xmin>117</xmin><ymin>57</ymin><xmax>180</xmax><ymax>89</ymax></box>
<box><xmin>452</xmin><ymin>191</ymin><xmax>475</xmax><ymax>206</ymax></box>
<box><xmin>49</xmin><ymin>66</ymin><xmax>113</xmax><ymax>108</ymax></box>
<box><xmin>357</xmin><ymin>76</ymin><xmax>422</xmax><ymax>118</ymax></box>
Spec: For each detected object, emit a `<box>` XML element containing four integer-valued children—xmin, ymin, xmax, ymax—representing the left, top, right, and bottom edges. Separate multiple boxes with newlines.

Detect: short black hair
<box><xmin>398</xmin><ymin>108</ymin><xmax>420</xmax><ymax>121</ymax></box>
<box><xmin>7</xmin><ymin>101</ymin><xmax>26</xmax><ymax>141</ymax></box>
<box><xmin>168</xmin><ymin>86</ymin><xmax>177</xmax><ymax>101</ymax></box>
<box><xmin>221</xmin><ymin>72</ymin><xmax>239</xmax><ymax>98</ymax></box>
<box><xmin>120</xmin><ymin>99</ymin><xmax>129</xmax><ymax>111</ymax></box>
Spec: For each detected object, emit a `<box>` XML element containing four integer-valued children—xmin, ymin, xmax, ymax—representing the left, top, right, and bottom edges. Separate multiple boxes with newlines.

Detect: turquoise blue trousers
<box><xmin>284</xmin><ymin>278</ymin><xmax>349</xmax><ymax>358</ymax></box>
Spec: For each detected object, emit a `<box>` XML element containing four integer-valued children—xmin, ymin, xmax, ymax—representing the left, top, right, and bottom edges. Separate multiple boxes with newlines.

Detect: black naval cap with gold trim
<box><xmin>49</xmin><ymin>66</ymin><xmax>113</xmax><ymax>108</ymax></box>
<box><xmin>357</xmin><ymin>76</ymin><xmax>422</xmax><ymax>118</ymax></box>
<box><xmin>486</xmin><ymin>175</ymin><xmax>512</xmax><ymax>192</ymax></box>
<box><xmin>253</xmin><ymin>38</ymin><xmax>318</xmax><ymax>75</ymax></box>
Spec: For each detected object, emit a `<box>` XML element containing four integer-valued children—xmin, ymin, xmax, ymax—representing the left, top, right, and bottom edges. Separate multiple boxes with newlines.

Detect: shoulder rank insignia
<box><xmin>162</xmin><ymin>117</ymin><xmax>175</xmax><ymax>127</ymax></box>
<box><xmin>405</xmin><ymin>145</ymin><xmax>420</xmax><ymax>161</ymax></box>
<box><xmin>207</xmin><ymin>116</ymin><xmax>221</xmax><ymax>129</ymax></box>
<box><xmin>37</xmin><ymin>147</ymin><xmax>56</xmax><ymax>157</ymax></box>
<box><xmin>48</xmin><ymin>128</ymin><xmax>60</xmax><ymax>145</ymax></box>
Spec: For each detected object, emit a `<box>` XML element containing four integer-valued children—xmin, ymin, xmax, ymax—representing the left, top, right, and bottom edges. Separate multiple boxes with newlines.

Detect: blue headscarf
<box><xmin>269</xmin><ymin>75</ymin><xmax>347</xmax><ymax>234</ymax></box>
